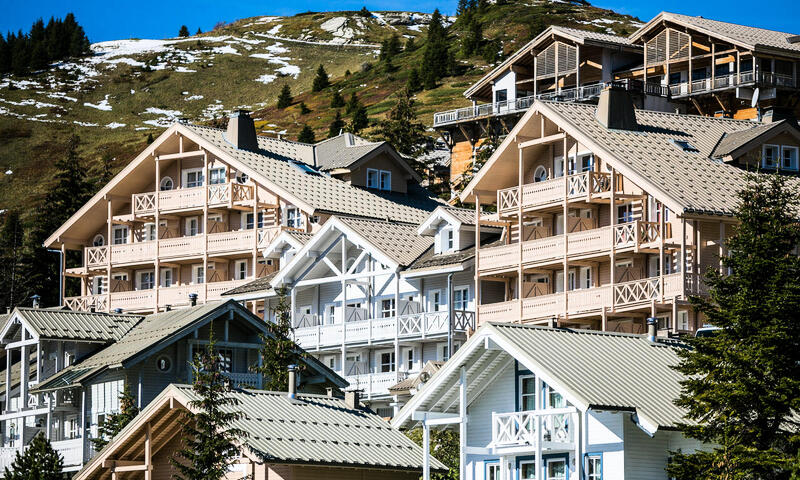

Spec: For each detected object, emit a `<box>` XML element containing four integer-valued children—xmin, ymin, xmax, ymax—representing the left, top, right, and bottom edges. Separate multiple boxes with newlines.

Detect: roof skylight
<box><xmin>670</xmin><ymin>139</ymin><xmax>700</xmax><ymax>153</ymax></box>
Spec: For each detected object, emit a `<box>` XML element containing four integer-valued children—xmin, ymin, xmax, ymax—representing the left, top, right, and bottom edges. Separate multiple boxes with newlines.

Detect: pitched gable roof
<box><xmin>712</xmin><ymin>120</ymin><xmax>800</xmax><ymax>159</ymax></box>
<box><xmin>336</xmin><ymin>216</ymin><xmax>433</xmax><ymax>267</ymax></box>
<box><xmin>1</xmin><ymin>308</ymin><xmax>141</xmax><ymax>343</ymax></box>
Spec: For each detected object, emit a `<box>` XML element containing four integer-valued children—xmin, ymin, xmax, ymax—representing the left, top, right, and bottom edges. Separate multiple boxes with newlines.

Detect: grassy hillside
<box><xmin>0</xmin><ymin>1</ymin><xmax>642</xmax><ymax>218</ymax></box>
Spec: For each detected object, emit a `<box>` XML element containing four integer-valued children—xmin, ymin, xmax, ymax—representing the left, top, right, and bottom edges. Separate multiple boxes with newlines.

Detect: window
<box><xmin>647</xmin><ymin>197</ymin><xmax>669</xmax><ymax>223</ymax></box>
<box><xmin>366</xmin><ymin>169</ymin><xmax>392</xmax><ymax>191</ymax></box>
<box><xmin>324</xmin><ymin>304</ymin><xmax>337</xmax><ymax>324</ymax></box>
<box><xmin>437</xmin><ymin>342</ymin><xmax>459</xmax><ymax>361</ymax></box>
<box><xmin>519</xmin><ymin>375</ymin><xmax>536</xmax><ymax>411</ymax></box>
<box><xmin>782</xmin><ymin>146</ymin><xmax>799</xmax><ymax>170</ymax></box>
<box><xmin>430</xmin><ymin>289</ymin><xmax>444</xmax><ymax>312</ymax></box>
<box><xmin>587</xmin><ymin>454</ymin><xmax>602</xmax><ymax>480</ymax></box>
<box><xmin>381</xmin><ymin>298</ymin><xmax>396</xmax><ymax>318</ymax></box>
<box><xmin>112</xmin><ymin>225</ymin><xmax>128</xmax><ymax>245</ymax></box>
<box><xmin>453</xmin><ymin>286</ymin><xmax>469</xmax><ymax>311</ymax></box>
<box><xmin>159</xmin><ymin>176</ymin><xmax>174</xmax><ymax>191</ymax></box>
<box><xmin>445</xmin><ymin>228</ymin><xmax>454</xmax><ymax>251</ymax></box>
<box><xmin>209</xmin><ymin>167</ymin><xmax>226</xmax><ymax>184</ymax></box>
<box><xmin>245</xmin><ymin>212</ymin><xmax>264</xmax><ymax>230</ymax></box>
<box><xmin>286</xmin><ymin>207</ymin><xmax>301</xmax><ymax>229</ymax></box>
<box><xmin>656</xmin><ymin>314</ymin><xmax>671</xmax><ymax>330</ymax></box>
<box><xmin>404</xmin><ymin>348</ymin><xmax>414</xmax><ymax>371</ymax></box>
<box><xmin>160</xmin><ymin>268</ymin><xmax>173</xmax><ymax>288</ymax></box>
<box><xmin>547</xmin><ymin>459</ymin><xmax>567</xmax><ymax>480</ymax></box>
<box><xmin>486</xmin><ymin>462</ymin><xmax>500</xmax><ymax>480</ymax></box>
<box><xmin>92</xmin><ymin>276</ymin><xmax>105</xmax><ymax>295</ymax></box>
<box><xmin>66</xmin><ymin>416</ymin><xmax>79</xmax><ymax>440</ymax></box>
<box><xmin>156</xmin><ymin>355</ymin><xmax>172</xmax><ymax>372</ymax></box>
<box><xmin>380</xmin><ymin>351</ymin><xmax>395</xmax><ymax>372</ymax></box>
<box><xmin>494</xmin><ymin>88</ymin><xmax>507</xmax><ymax>103</ymax></box>
<box><xmin>578</xmin><ymin>266</ymin><xmax>592</xmax><ymax>289</ymax></box>
<box><xmin>235</xmin><ymin>172</ymin><xmax>249</xmax><ymax>184</ymax></box>
<box><xmin>546</xmin><ymin>385</ymin><xmax>566</xmax><ymax>408</ymax></box>
<box><xmin>763</xmin><ymin>144</ymin><xmax>778</xmax><ymax>169</ymax></box>
<box><xmin>192</xmin><ymin>264</ymin><xmax>205</xmax><ymax>284</ymax></box>
<box><xmin>185</xmin><ymin>217</ymin><xmax>199</xmax><ymax>236</ymax></box>
<box><xmin>144</xmin><ymin>223</ymin><xmax>156</xmax><ymax>242</ymax></box>
<box><xmin>235</xmin><ymin>260</ymin><xmax>248</xmax><ymax>280</ymax></box>
<box><xmin>617</xmin><ymin>203</ymin><xmax>634</xmax><ymax>224</ymax></box>
<box><xmin>677</xmin><ymin>310</ymin><xmax>690</xmax><ymax>331</ymax></box>
<box><xmin>184</xmin><ymin>168</ymin><xmax>204</xmax><ymax>188</ymax></box>
<box><xmin>520</xmin><ymin>460</ymin><xmax>537</xmax><ymax>479</ymax></box>
<box><xmin>92</xmin><ymin>234</ymin><xmax>105</xmax><ymax>247</ymax></box>
<box><xmin>534</xmin><ymin>165</ymin><xmax>548</xmax><ymax>182</ymax></box>
<box><xmin>138</xmin><ymin>271</ymin><xmax>155</xmax><ymax>290</ymax></box>
<box><xmin>569</xmin><ymin>152</ymin><xmax>594</xmax><ymax>174</ymax></box>
<box><xmin>215</xmin><ymin>348</ymin><xmax>232</xmax><ymax>372</ymax></box>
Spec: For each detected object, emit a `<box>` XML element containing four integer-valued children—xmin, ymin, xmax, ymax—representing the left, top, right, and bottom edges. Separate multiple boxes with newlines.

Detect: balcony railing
<box><xmin>85</xmin><ymin>227</ymin><xmax>279</xmax><ymax>268</ymax></box>
<box><xmin>344</xmin><ymin>371</ymin><xmax>406</xmax><ymax>399</ymax></box>
<box><xmin>222</xmin><ymin>372</ymin><xmax>261</xmax><ymax>389</ymax></box>
<box><xmin>667</xmin><ymin>71</ymin><xmax>796</xmax><ymax>98</ymax></box>
<box><xmin>0</xmin><ymin>438</ymin><xmax>84</xmax><ymax>471</ymax></box>
<box><xmin>478</xmin><ymin>273</ymin><xmax>704</xmax><ymax>323</ymax></box>
<box><xmin>292</xmin><ymin>310</ymin><xmax>475</xmax><ymax>350</ymax></box>
<box><xmin>497</xmin><ymin>171</ymin><xmax>618</xmax><ymax>214</ymax></box>
<box><xmin>492</xmin><ymin>407</ymin><xmax>577</xmax><ymax>450</ymax></box>
<box><xmin>64</xmin><ymin>278</ymin><xmax>252</xmax><ymax>312</ymax></box>
<box><xmin>132</xmin><ymin>182</ymin><xmax>254</xmax><ymax>215</ymax></box>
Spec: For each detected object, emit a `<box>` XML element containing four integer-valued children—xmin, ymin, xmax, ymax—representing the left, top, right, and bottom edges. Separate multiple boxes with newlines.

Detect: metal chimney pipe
<box><xmin>31</xmin><ymin>295</ymin><xmax>41</xmax><ymax>309</ymax></box>
<box><xmin>287</xmin><ymin>364</ymin><xmax>297</xmax><ymax>399</ymax></box>
<box><xmin>188</xmin><ymin>293</ymin><xmax>198</xmax><ymax>307</ymax></box>
<box><xmin>646</xmin><ymin>317</ymin><xmax>658</xmax><ymax>342</ymax></box>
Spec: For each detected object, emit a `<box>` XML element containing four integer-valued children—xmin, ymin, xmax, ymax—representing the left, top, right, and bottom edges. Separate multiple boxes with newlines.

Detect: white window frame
<box><xmin>137</xmin><ymin>270</ymin><xmax>155</xmax><ymax>290</ymax></box>
<box><xmin>144</xmin><ymin>223</ymin><xmax>156</xmax><ymax>242</ymax></box>
<box><xmin>366</xmin><ymin>168</ymin><xmax>391</xmax><ymax>191</ymax></box>
<box><xmin>192</xmin><ymin>264</ymin><xmax>205</xmax><ymax>284</ymax></box>
<box><xmin>546</xmin><ymin>458</ymin><xmax>567</xmax><ymax>480</ymax></box>
<box><xmin>183</xmin><ymin>168</ymin><xmax>204</xmax><ymax>188</ymax></box>
<box><xmin>112</xmin><ymin>225</ymin><xmax>128</xmax><ymax>245</ymax></box>
<box><xmin>437</xmin><ymin>341</ymin><xmax>460</xmax><ymax>361</ymax></box>
<box><xmin>92</xmin><ymin>234</ymin><xmax>105</xmax><ymax>247</ymax></box>
<box><xmin>159</xmin><ymin>176</ymin><xmax>174</xmax><ymax>191</ymax></box>
<box><xmin>160</xmin><ymin>268</ymin><xmax>173</xmax><ymax>288</ymax></box>
<box><xmin>381</xmin><ymin>298</ymin><xmax>396</xmax><ymax>318</ymax></box>
<box><xmin>578</xmin><ymin>266</ymin><xmax>592</xmax><ymax>290</ymax></box>
<box><xmin>234</xmin><ymin>260</ymin><xmax>248</xmax><ymax>280</ymax></box>
<box><xmin>185</xmin><ymin>217</ymin><xmax>200</xmax><ymax>236</ymax></box>
<box><xmin>486</xmin><ymin>462</ymin><xmax>500</xmax><ymax>480</ymax></box>
<box><xmin>586</xmin><ymin>454</ymin><xmax>602</xmax><ymax>480</ymax></box>
<box><xmin>324</xmin><ymin>303</ymin><xmax>337</xmax><ymax>325</ymax></box>
<box><xmin>245</xmin><ymin>212</ymin><xmax>264</xmax><ymax>230</ymax></box>
<box><xmin>446</xmin><ymin>228</ymin><xmax>454</xmax><ymax>251</ymax></box>
<box><xmin>429</xmin><ymin>289</ymin><xmax>444</xmax><ymax>312</ymax></box>
<box><xmin>762</xmin><ymin>144</ymin><xmax>779</xmax><ymax>169</ymax></box>
<box><xmin>367</xmin><ymin>168</ymin><xmax>379</xmax><ymax>189</ymax></box>
<box><xmin>92</xmin><ymin>276</ymin><xmax>106</xmax><ymax>295</ymax></box>
<box><xmin>677</xmin><ymin>310</ymin><xmax>690</xmax><ymax>331</ymax></box>
<box><xmin>520</xmin><ymin>460</ymin><xmax>538</xmax><ymax>480</ymax></box>
<box><xmin>208</xmin><ymin>166</ymin><xmax>227</xmax><ymax>185</ymax></box>
<box><xmin>453</xmin><ymin>286</ymin><xmax>469</xmax><ymax>311</ymax></box>
<box><xmin>519</xmin><ymin>374</ymin><xmax>536</xmax><ymax>411</ymax></box>
<box><xmin>378</xmin><ymin>350</ymin><xmax>395</xmax><ymax>373</ymax></box>
<box><xmin>568</xmin><ymin>151</ymin><xmax>594</xmax><ymax>174</ymax></box>
<box><xmin>402</xmin><ymin>347</ymin><xmax>415</xmax><ymax>372</ymax></box>
<box><xmin>286</xmin><ymin>207</ymin><xmax>302</xmax><ymax>229</ymax></box>
<box><xmin>782</xmin><ymin>145</ymin><xmax>799</xmax><ymax>171</ymax></box>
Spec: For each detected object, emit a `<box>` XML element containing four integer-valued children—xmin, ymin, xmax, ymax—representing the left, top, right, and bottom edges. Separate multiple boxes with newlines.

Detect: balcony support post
<box><xmin>20</xmin><ymin>345</ymin><xmax>28</xmax><ymax>410</ymax></box>
<box><xmin>665</xmin><ymin>29</ymin><xmax>670</xmax><ymax>90</ymax></box>
<box><xmin>680</xmin><ymin>217</ymin><xmax>687</xmax><ymax>300</ymax></box>
<box><xmin>535</xmin><ymin>375</ymin><xmax>543</xmax><ymax>480</ymax></box>
<box><xmin>106</xmin><ymin>197</ymin><xmax>112</xmax><ymax>312</ymax></box>
<box><xmin>533</xmin><ymin>56</ymin><xmax>538</xmax><ymax>96</ymax></box>
<box><xmin>609</xmin><ymin>167</ymin><xmax>616</xmax><ymax>313</ymax></box>
<box><xmin>422</xmin><ymin>414</ymin><xmax>431</xmax><ymax>480</ymax></box>
<box><xmin>5</xmin><ymin>347</ymin><xmax>10</xmax><ymax>412</ymax></box>
<box><xmin>562</xmin><ymin>136</ymin><xmax>570</xmax><ymax>324</ymax></box>
<box><xmin>202</xmin><ymin>152</ymin><xmax>209</xmax><ymax>303</ymax></box>
<box><xmin>154</xmin><ymin>155</ymin><xmax>160</xmax><ymax>312</ymax></box>
<box><xmin>737</xmin><ymin>51</ymin><xmax>741</xmax><ymax>85</ymax></box>
<box><xmin>576</xmin><ymin>45</ymin><xmax>581</xmax><ymax>92</ymax></box>
<box><xmin>475</xmin><ymin>194</ymin><xmax>481</xmax><ymax>326</ymax></box>
<box><xmin>711</xmin><ymin>42</ymin><xmax>716</xmax><ymax>90</ymax></box>
<box><xmin>517</xmin><ymin>147</ymin><xmax>524</xmax><ymax>322</ymax></box>
<box><xmin>341</xmin><ymin>238</ymin><xmax>347</xmax><ymax>376</ymax></box>
<box><xmin>395</xmin><ymin>273</ymin><xmax>401</xmax><ymax>383</ymax></box>
<box><xmin>688</xmin><ymin>34</ymin><xmax>693</xmax><ymax>94</ymax></box>
<box><xmin>694</xmin><ymin>220</ymin><xmax>701</xmax><ymax>278</ymax></box>
<box><xmin>252</xmin><ymin>186</ymin><xmax>259</xmax><ymax>279</ymax></box>
<box><xmin>659</xmin><ymin>202</ymin><xmax>665</xmax><ymax>303</ymax></box>
<box><xmin>144</xmin><ymin>421</ymin><xmax>152</xmax><ymax>480</ymax></box>
<box><xmin>459</xmin><ymin>366</ymin><xmax>467</xmax><ymax>480</ymax></box>
<box><xmin>719</xmin><ymin>222</ymin><xmax>725</xmax><ymax>273</ymax></box>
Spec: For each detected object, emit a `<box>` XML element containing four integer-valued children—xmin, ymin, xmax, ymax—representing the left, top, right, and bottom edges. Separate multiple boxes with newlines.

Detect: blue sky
<box><xmin>1</xmin><ymin>0</ymin><xmax>798</xmax><ymax>43</ymax></box>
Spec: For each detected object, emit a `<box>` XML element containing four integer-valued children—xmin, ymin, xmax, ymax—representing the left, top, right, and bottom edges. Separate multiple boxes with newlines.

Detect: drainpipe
<box><xmin>646</xmin><ymin>317</ymin><xmax>657</xmax><ymax>342</ymax></box>
<box><xmin>447</xmin><ymin>273</ymin><xmax>454</xmax><ymax>359</ymax></box>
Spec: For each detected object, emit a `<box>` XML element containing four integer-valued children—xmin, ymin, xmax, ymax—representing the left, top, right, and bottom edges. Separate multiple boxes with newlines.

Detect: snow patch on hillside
<box><xmin>84</xmin><ymin>95</ymin><xmax>112</xmax><ymax>111</ymax></box>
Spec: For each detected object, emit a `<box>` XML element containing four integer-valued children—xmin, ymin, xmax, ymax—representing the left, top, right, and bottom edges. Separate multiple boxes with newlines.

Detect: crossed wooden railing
<box><xmin>132</xmin><ymin>182</ymin><xmax>255</xmax><ymax>214</ymax></box>
<box><xmin>492</xmin><ymin>407</ymin><xmax>577</xmax><ymax>448</ymax></box>
<box><xmin>497</xmin><ymin>171</ymin><xmax>618</xmax><ymax>212</ymax></box>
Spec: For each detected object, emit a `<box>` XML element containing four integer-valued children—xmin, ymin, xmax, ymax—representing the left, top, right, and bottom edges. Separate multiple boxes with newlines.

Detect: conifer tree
<box><xmin>276</xmin><ymin>84</ymin><xmax>292</xmax><ymax>109</ymax></box>
<box><xmin>299</xmin><ymin>102</ymin><xmax>311</xmax><ymax>114</ymax></box>
<box><xmin>404</xmin><ymin>37</ymin><xmax>417</xmax><ymax>52</ymax></box>
<box><xmin>297</xmin><ymin>124</ymin><xmax>315</xmax><ymax>143</ymax></box>
<box><xmin>0</xmin><ymin>211</ymin><xmax>25</xmax><ymax>310</ymax></box>
<box><xmin>196</xmin><ymin>27</ymin><xmax>203</xmax><ymax>35</ymax></box>
<box><xmin>668</xmin><ymin>173</ymin><xmax>800</xmax><ymax>479</ymax></box>
<box><xmin>328</xmin><ymin>110</ymin><xmax>345</xmax><ymax>138</ymax></box>
<box><xmin>330</xmin><ymin>90</ymin><xmax>345</xmax><ymax>108</ymax></box>
<box><xmin>349</xmin><ymin>104</ymin><xmax>369</xmax><ymax>133</ymax></box>
<box><xmin>375</xmin><ymin>88</ymin><xmax>427</xmax><ymax>158</ymax></box>
<box><xmin>406</xmin><ymin>68</ymin><xmax>422</xmax><ymax>93</ymax></box>
<box><xmin>379</xmin><ymin>34</ymin><xmax>401</xmax><ymax>64</ymax></box>
<box><xmin>91</xmin><ymin>386</ymin><xmax>139</xmax><ymax>451</ymax></box>
<box><xmin>4</xmin><ymin>432</ymin><xmax>63</xmax><ymax>480</ymax></box>
<box><xmin>421</xmin><ymin>9</ymin><xmax>450</xmax><ymax>88</ymax></box>
<box><xmin>251</xmin><ymin>287</ymin><xmax>306</xmax><ymax>390</ymax></box>
<box><xmin>311</xmin><ymin>64</ymin><xmax>329</xmax><ymax>92</ymax></box>
<box><xmin>345</xmin><ymin>92</ymin><xmax>360</xmax><ymax>114</ymax></box>
<box><xmin>172</xmin><ymin>330</ymin><xmax>246</xmax><ymax>480</ymax></box>
<box><xmin>146</xmin><ymin>133</ymin><xmax>154</xmax><ymax>144</ymax></box>
<box><xmin>178</xmin><ymin>25</ymin><xmax>190</xmax><ymax>37</ymax></box>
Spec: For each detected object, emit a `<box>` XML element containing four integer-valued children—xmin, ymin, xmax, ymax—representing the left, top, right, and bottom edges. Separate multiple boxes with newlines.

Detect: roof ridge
<box><xmin>663</xmin><ymin>11</ymin><xmax>799</xmax><ymax>36</ymax></box>
<box><xmin>488</xmin><ymin>322</ymin><xmax>685</xmax><ymax>343</ymax></box>
<box><xmin>541</xmin><ymin>99</ymin><xmax>759</xmax><ymax>125</ymax></box>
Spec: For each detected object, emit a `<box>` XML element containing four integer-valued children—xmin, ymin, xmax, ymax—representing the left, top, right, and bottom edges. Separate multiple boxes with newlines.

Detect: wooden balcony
<box><xmin>344</xmin><ymin>371</ymin><xmax>406</xmax><ymax>400</ymax></box>
<box><xmin>63</xmin><ymin>278</ymin><xmax>252</xmax><ymax>312</ymax></box>
<box><xmin>84</xmin><ymin>227</ymin><xmax>280</xmax><ymax>268</ymax></box>
<box><xmin>478</xmin><ymin>221</ymin><xmax>669</xmax><ymax>274</ymax></box>
<box><xmin>478</xmin><ymin>273</ymin><xmax>702</xmax><ymax>323</ymax></box>
<box><xmin>497</xmin><ymin>171</ymin><xmax>620</xmax><ymax>215</ymax></box>
<box><xmin>132</xmin><ymin>182</ymin><xmax>254</xmax><ymax>215</ymax></box>
<box><xmin>492</xmin><ymin>407</ymin><xmax>577</xmax><ymax>453</ymax></box>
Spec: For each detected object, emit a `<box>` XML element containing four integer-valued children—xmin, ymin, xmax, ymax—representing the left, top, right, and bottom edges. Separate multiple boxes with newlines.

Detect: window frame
<box><xmin>160</xmin><ymin>268</ymin><xmax>173</xmax><ymax>288</ymax></box>
<box><xmin>144</xmin><ymin>223</ymin><xmax>156</xmax><ymax>242</ymax></box>
<box><xmin>137</xmin><ymin>270</ymin><xmax>155</xmax><ymax>290</ymax></box>
<box><xmin>366</xmin><ymin>168</ymin><xmax>392</xmax><ymax>191</ymax></box>
<box><xmin>518</xmin><ymin>374</ymin><xmax>537</xmax><ymax>411</ymax></box>
<box><xmin>485</xmin><ymin>460</ymin><xmax>500</xmax><ymax>480</ymax></box>
<box><xmin>381</xmin><ymin>298</ymin><xmax>396</xmax><ymax>318</ymax></box>
<box><xmin>234</xmin><ymin>259</ymin><xmax>248</xmax><ymax>280</ymax></box>
<box><xmin>429</xmin><ymin>289</ymin><xmax>444</xmax><ymax>312</ymax></box>
<box><xmin>159</xmin><ymin>176</ymin><xmax>174</xmax><ymax>191</ymax></box>
<box><xmin>208</xmin><ymin>166</ymin><xmax>227</xmax><ymax>185</ymax></box>
<box><xmin>453</xmin><ymin>286</ymin><xmax>469</xmax><ymax>311</ymax></box>
<box><xmin>762</xmin><ymin>144</ymin><xmax>779</xmax><ymax>169</ymax></box>
<box><xmin>92</xmin><ymin>234</ymin><xmax>105</xmax><ymax>247</ymax></box>
<box><xmin>112</xmin><ymin>225</ymin><xmax>128</xmax><ymax>245</ymax></box>
<box><xmin>183</xmin><ymin>168</ymin><xmax>204</xmax><ymax>188</ymax></box>
<box><xmin>781</xmin><ymin>145</ymin><xmax>799</xmax><ymax>171</ymax></box>
<box><xmin>586</xmin><ymin>453</ymin><xmax>603</xmax><ymax>480</ymax></box>
<box><xmin>192</xmin><ymin>264</ymin><xmax>205</xmax><ymax>284</ymax></box>
<box><xmin>185</xmin><ymin>216</ymin><xmax>200</xmax><ymax>236</ymax></box>
<box><xmin>378</xmin><ymin>350</ymin><xmax>396</xmax><ymax>373</ymax></box>
<box><xmin>286</xmin><ymin>207</ymin><xmax>302</xmax><ymax>229</ymax></box>
<box><xmin>533</xmin><ymin>165</ymin><xmax>548</xmax><ymax>182</ymax></box>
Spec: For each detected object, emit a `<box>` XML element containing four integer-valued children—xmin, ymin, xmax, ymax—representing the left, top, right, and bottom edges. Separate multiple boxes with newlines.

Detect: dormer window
<box><xmin>782</xmin><ymin>146</ymin><xmax>798</xmax><ymax>170</ymax></box>
<box><xmin>367</xmin><ymin>168</ymin><xmax>391</xmax><ymax>191</ymax></box>
<box><xmin>763</xmin><ymin>144</ymin><xmax>778</xmax><ymax>169</ymax></box>
<box><xmin>446</xmin><ymin>229</ymin><xmax>454</xmax><ymax>251</ymax></box>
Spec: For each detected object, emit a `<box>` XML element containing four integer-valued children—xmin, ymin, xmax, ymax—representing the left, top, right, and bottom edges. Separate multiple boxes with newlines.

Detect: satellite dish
<box><xmin>751</xmin><ymin>87</ymin><xmax>760</xmax><ymax>108</ymax></box>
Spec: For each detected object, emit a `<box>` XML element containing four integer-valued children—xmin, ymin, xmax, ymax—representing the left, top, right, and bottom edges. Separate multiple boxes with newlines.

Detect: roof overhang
<box><xmin>718</xmin><ymin>121</ymin><xmax>800</xmax><ymax>161</ymax></box>
<box><xmin>261</xmin><ymin>230</ymin><xmax>307</xmax><ymax>259</ymax></box>
<box><xmin>417</xmin><ymin>206</ymin><xmax>466</xmax><ymax>236</ymax></box>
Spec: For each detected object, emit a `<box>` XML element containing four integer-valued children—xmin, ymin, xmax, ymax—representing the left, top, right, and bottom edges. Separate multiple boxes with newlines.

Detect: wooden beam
<box><xmin>156</xmin><ymin>150</ymin><xmax>205</xmax><ymax>161</ymax></box>
<box><xmin>518</xmin><ymin>132</ymin><xmax>567</xmax><ymax>150</ymax></box>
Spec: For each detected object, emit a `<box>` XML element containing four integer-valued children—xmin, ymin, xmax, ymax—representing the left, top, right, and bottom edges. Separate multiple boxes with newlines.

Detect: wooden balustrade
<box><xmin>132</xmin><ymin>182</ymin><xmax>254</xmax><ymax>215</ymax></box>
<box><xmin>498</xmin><ymin>171</ymin><xmax>619</xmax><ymax>214</ymax></box>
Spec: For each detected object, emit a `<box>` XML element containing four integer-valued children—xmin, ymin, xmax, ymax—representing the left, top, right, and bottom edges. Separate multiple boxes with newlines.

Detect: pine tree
<box><xmin>311</xmin><ymin>64</ymin><xmax>329</xmax><ymax>92</ymax></box>
<box><xmin>251</xmin><ymin>287</ymin><xmax>306</xmax><ymax>390</ymax></box>
<box><xmin>345</xmin><ymin>92</ymin><xmax>360</xmax><ymax>114</ymax></box>
<box><xmin>172</xmin><ymin>330</ymin><xmax>247</xmax><ymax>480</ymax></box>
<box><xmin>404</xmin><ymin>37</ymin><xmax>417</xmax><ymax>52</ymax></box>
<box><xmin>276</xmin><ymin>84</ymin><xmax>292</xmax><ymax>109</ymax></box>
<box><xmin>0</xmin><ymin>35</ymin><xmax>10</xmax><ymax>74</ymax></box>
<box><xmin>0</xmin><ymin>211</ymin><xmax>25</xmax><ymax>310</ymax></box>
<box><xmin>330</xmin><ymin>90</ymin><xmax>345</xmax><ymax>108</ymax></box>
<box><xmin>406</xmin><ymin>428</ymin><xmax>460</xmax><ymax>480</ymax></box>
<box><xmin>4</xmin><ymin>432</ymin><xmax>63</xmax><ymax>480</ymax></box>
<box><xmin>91</xmin><ymin>386</ymin><xmax>139</xmax><ymax>451</ymax></box>
<box><xmin>178</xmin><ymin>25</ymin><xmax>190</xmax><ymax>37</ymax></box>
<box><xmin>668</xmin><ymin>173</ymin><xmax>800</xmax><ymax>479</ymax></box>
<box><xmin>196</xmin><ymin>27</ymin><xmax>203</xmax><ymax>35</ymax></box>
<box><xmin>421</xmin><ymin>9</ymin><xmax>450</xmax><ymax>88</ymax></box>
<box><xmin>299</xmin><ymin>102</ymin><xmax>311</xmax><ymax>114</ymax></box>
<box><xmin>460</xmin><ymin>11</ymin><xmax>483</xmax><ymax>57</ymax></box>
<box><xmin>328</xmin><ymin>110</ymin><xmax>345</xmax><ymax>138</ymax></box>
<box><xmin>349</xmin><ymin>104</ymin><xmax>369</xmax><ymax>133</ymax></box>
<box><xmin>359</xmin><ymin>7</ymin><xmax>371</xmax><ymax>17</ymax></box>
<box><xmin>98</xmin><ymin>152</ymin><xmax>114</xmax><ymax>185</ymax></box>
<box><xmin>375</xmin><ymin>88</ymin><xmax>427</xmax><ymax>158</ymax></box>
<box><xmin>379</xmin><ymin>34</ymin><xmax>401</xmax><ymax>64</ymax></box>
<box><xmin>406</xmin><ymin>68</ymin><xmax>422</xmax><ymax>93</ymax></box>
<box><xmin>297</xmin><ymin>124</ymin><xmax>315</xmax><ymax>143</ymax></box>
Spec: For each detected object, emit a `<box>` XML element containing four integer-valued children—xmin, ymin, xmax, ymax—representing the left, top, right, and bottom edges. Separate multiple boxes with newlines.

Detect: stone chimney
<box><xmin>344</xmin><ymin>390</ymin><xmax>360</xmax><ymax>409</ymax></box>
<box><xmin>226</xmin><ymin>110</ymin><xmax>258</xmax><ymax>151</ymax></box>
<box><xmin>595</xmin><ymin>85</ymin><xmax>637</xmax><ymax>131</ymax></box>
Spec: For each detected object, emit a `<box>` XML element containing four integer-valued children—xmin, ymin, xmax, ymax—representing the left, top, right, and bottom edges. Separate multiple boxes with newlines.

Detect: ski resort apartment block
<box><xmin>437</xmin><ymin>11</ymin><xmax>800</xmax><ymax>183</ymax></box>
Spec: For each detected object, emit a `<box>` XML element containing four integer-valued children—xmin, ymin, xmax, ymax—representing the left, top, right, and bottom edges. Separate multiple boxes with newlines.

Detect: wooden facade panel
<box><xmin>450</xmin><ymin>140</ymin><xmax>477</xmax><ymax>183</ymax></box>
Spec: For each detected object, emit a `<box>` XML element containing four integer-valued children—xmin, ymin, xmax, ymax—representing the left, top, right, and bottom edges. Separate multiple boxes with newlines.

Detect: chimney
<box><xmin>287</xmin><ymin>364</ymin><xmax>297</xmax><ymax>399</ymax></box>
<box><xmin>90</xmin><ymin>306</ymin><xmax>95</xmax><ymax>313</ymax></box>
<box><xmin>325</xmin><ymin>387</ymin><xmax>335</xmax><ymax>397</ymax></box>
<box><xmin>188</xmin><ymin>293</ymin><xmax>198</xmax><ymax>307</ymax></box>
<box><xmin>595</xmin><ymin>85</ymin><xmax>637</xmax><ymax>131</ymax></box>
<box><xmin>646</xmin><ymin>317</ymin><xmax>658</xmax><ymax>342</ymax></box>
<box><xmin>30</xmin><ymin>295</ymin><xmax>41</xmax><ymax>309</ymax></box>
<box><xmin>165</xmin><ymin>304</ymin><xmax>172</xmax><ymax>311</ymax></box>
<box><xmin>344</xmin><ymin>390</ymin><xmax>360</xmax><ymax>409</ymax></box>
<box><xmin>226</xmin><ymin>110</ymin><xmax>258</xmax><ymax>151</ymax></box>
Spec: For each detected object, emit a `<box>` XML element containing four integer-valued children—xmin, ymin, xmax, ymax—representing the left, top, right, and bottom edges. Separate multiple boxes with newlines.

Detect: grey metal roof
<box><xmin>404</xmin><ymin>235</ymin><xmax>501</xmax><ymax>273</ymax></box>
<box><xmin>712</xmin><ymin>120</ymin><xmax>797</xmax><ymax>158</ymax></box>
<box><xmin>9</xmin><ymin>308</ymin><xmax>141</xmax><ymax>342</ymax></box>
<box><xmin>285</xmin><ymin>230</ymin><xmax>315</xmax><ymax>245</ymax></box>
<box><xmin>441</xmin><ymin>206</ymin><xmax>477</xmax><ymax>226</ymax></box>
<box><xmin>184</xmin><ymin>125</ymin><xmax>442</xmax><ymax>224</ymax></box>
<box><xmin>389</xmin><ymin>361</ymin><xmax>444</xmax><ymax>394</ymax></box>
<box><xmin>538</xmin><ymin>100</ymin><xmax>797</xmax><ymax>215</ymax></box>
<box><xmin>651</xmin><ymin>12</ymin><xmax>800</xmax><ymax>56</ymax></box>
<box><xmin>222</xmin><ymin>272</ymin><xmax>277</xmax><ymax>296</ymax></box>
<box><xmin>313</xmin><ymin>133</ymin><xmax>385</xmax><ymax>171</ymax></box>
<box><xmin>173</xmin><ymin>384</ymin><xmax>447</xmax><ymax>471</ymax></box>
<box><xmin>487</xmin><ymin>323</ymin><xmax>689</xmax><ymax>429</ymax></box>
<box><xmin>337</xmin><ymin>216</ymin><xmax>433</xmax><ymax>267</ymax></box>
